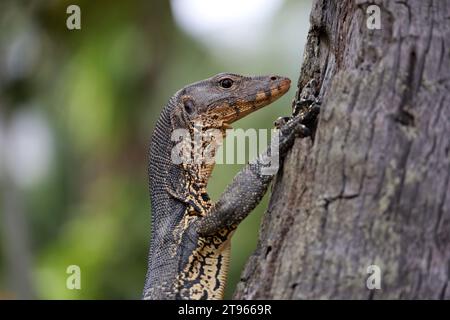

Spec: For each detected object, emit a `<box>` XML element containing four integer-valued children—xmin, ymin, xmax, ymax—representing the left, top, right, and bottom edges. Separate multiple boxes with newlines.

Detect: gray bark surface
<box><xmin>234</xmin><ymin>0</ymin><xmax>450</xmax><ymax>299</ymax></box>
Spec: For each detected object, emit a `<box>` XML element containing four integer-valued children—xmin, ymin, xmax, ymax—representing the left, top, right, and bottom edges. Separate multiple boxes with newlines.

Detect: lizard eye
<box><xmin>183</xmin><ymin>99</ymin><xmax>195</xmax><ymax>114</ymax></box>
<box><xmin>219</xmin><ymin>78</ymin><xmax>234</xmax><ymax>89</ymax></box>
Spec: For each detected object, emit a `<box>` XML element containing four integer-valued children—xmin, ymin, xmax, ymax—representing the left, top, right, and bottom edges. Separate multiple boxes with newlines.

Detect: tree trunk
<box><xmin>234</xmin><ymin>0</ymin><xmax>450</xmax><ymax>299</ymax></box>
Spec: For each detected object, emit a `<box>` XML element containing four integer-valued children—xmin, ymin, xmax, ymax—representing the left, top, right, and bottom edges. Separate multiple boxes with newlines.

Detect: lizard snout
<box><xmin>270</xmin><ymin>76</ymin><xmax>291</xmax><ymax>94</ymax></box>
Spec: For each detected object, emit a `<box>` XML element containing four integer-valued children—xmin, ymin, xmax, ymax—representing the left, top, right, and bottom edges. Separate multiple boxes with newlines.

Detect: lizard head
<box><xmin>172</xmin><ymin>73</ymin><xmax>291</xmax><ymax>131</ymax></box>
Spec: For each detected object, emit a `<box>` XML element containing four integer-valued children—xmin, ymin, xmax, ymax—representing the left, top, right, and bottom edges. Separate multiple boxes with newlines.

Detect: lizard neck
<box><xmin>145</xmin><ymin>98</ymin><xmax>189</xmax><ymax>298</ymax></box>
<box><xmin>148</xmin><ymin>97</ymin><xmax>180</xmax><ymax>207</ymax></box>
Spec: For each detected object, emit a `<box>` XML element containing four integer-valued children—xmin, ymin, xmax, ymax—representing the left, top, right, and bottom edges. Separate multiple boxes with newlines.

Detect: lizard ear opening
<box><xmin>183</xmin><ymin>98</ymin><xmax>195</xmax><ymax>115</ymax></box>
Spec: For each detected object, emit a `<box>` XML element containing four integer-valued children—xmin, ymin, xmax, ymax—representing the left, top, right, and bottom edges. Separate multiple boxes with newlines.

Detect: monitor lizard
<box><xmin>143</xmin><ymin>73</ymin><xmax>319</xmax><ymax>300</ymax></box>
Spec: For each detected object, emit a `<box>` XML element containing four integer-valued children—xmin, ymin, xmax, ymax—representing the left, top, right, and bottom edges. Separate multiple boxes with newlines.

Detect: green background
<box><xmin>0</xmin><ymin>0</ymin><xmax>311</xmax><ymax>299</ymax></box>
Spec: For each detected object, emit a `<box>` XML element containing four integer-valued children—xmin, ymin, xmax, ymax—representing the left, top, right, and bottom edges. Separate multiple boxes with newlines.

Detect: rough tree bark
<box><xmin>234</xmin><ymin>0</ymin><xmax>450</xmax><ymax>299</ymax></box>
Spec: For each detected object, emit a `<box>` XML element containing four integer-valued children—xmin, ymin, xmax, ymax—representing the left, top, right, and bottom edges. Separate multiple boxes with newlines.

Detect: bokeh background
<box><xmin>0</xmin><ymin>0</ymin><xmax>311</xmax><ymax>299</ymax></box>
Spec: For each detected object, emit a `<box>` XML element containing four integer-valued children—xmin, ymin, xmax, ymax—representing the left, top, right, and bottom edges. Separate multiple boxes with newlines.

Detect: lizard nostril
<box><xmin>270</xmin><ymin>76</ymin><xmax>277</xmax><ymax>81</ymax></box>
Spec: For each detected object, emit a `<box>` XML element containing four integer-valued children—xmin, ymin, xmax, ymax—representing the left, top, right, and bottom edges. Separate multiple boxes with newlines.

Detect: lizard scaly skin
<box><xmin>143</xmin><ymin>73</ymin><xmax>318</xmax><ymax>300</ymax></box>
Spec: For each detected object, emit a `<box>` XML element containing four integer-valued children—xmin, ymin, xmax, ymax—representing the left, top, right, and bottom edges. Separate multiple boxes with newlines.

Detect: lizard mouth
<box><xmin>263</xmin><ymin>78</ymin><xmax>291</xmax><ymax>102</ymax></box>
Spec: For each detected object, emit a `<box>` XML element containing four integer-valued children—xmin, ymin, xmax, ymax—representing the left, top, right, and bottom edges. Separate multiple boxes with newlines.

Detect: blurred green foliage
<box><xmin>0</xmin><ymin>0</ymin><xmax>310</xmax><ymax>299</ymax></box>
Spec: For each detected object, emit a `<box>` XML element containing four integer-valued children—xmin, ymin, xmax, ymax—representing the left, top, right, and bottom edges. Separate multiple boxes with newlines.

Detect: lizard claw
<box><xmin>305</xmin><ymin>103</ymin><xmax>321</xmax><ymax>121</ymax></box>
<box><xmin>275</xmin><ymin>78</ymin><xmax>321</xmax><ymax>138</ymax></box>
<box><xmin>278</xmin><ymin>118</ymin><xmax>310</xmax><ymax>138</ymax></box>
<box><xmin>274</xmin><ymin>116</ymin><xmax>291</xmax><ymax>129</ymax></box>
<box><xmin>294</xmin><ymin>123</ymin><xmax>311</xmax><ymax>138</ymax></box>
